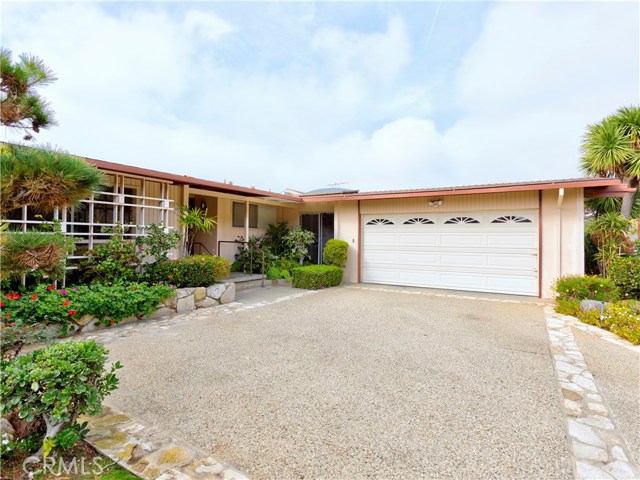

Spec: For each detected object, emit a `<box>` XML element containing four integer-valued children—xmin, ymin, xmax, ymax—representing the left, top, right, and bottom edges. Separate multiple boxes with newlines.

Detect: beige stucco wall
<box><xmin>540</xmin><ymin>188</ymin><xmax>585</xmax><ymax>298</ymax></box>
<box><xmin>359</xmin><ymin>191</ymin><xmax>539</xmax><ymax>214</ymax></box>
<box><xmin>278</xmin><ymin>202</ymin><xmax>336</xmax><ymax>227</ymax></box>
<box><xmin>305</xmin><ymin>188</ymin><xmax>585</xmax><ymax>298</ymax></box>
<box><xmin>334</xmin><ymin>201</ymin><xmax>360</xmax><ymax>283</ymax></box>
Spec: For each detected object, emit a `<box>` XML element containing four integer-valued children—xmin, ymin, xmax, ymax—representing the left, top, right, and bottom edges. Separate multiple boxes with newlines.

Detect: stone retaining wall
<box><xmin>73</xmin><ymin>282</ymin><xmax>236</xmax><ymax>335</ymax></box>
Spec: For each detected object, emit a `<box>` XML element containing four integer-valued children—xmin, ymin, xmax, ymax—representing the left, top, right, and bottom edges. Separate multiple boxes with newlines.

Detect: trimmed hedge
<box><xmin>608</xmin><ymin>256</ymin><xmax>640</xmax><ymax>299</ymax></box>
<box><xmin>292</xmin><ymin>265</ymin><xmax>343</xmax><ymax>290</ymax></box>
<box><xmin>144</xmin><ymin>255</ymin><xmax>231</xmax><ymax>288</ymax></box>
<box><xmin>322</xmin><ymin>239</ymin><xmax>349</xmax><ymax>268</ymax></box>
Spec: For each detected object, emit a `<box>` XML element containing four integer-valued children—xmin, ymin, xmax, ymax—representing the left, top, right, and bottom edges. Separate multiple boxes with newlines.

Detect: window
<box><xmin>232</xmin><ymin>202</ymin><xmax>258</xmax><ymax>228</ymax></box>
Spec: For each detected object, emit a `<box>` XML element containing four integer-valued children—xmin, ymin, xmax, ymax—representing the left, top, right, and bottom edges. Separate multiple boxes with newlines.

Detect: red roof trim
<box><xmin>86</xmin><ymin>158</ymin><xmax>302</xmax><ymax>202</ymax></box>
<box><xmin>300</xmin><ymin>178</ymin><xmax>627</xmax><ymax>202</ymax></box>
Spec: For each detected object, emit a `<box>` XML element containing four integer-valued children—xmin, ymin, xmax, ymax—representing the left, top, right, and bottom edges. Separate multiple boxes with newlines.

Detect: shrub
<box><xmin>83</xmin><ymin>224</ymin><xmax>139</xmax><ymax>283</ymax></box>
<box><xmin>552</xmin><ymin>275</ymin><xmax>619</xmax><ymax>302</ymax></box>
<box><xmin>73</xmin><ymin>282</ymin><xmax>174</xmax><ymax>326</ymax></box>
<box><xmin>0</xmin><ymin>341</ymin><xmax>122</xmax><ymax>454</ymax></box>
<box><xmin>608</xmin><ymin>256</ymin><xmax>640</xmax><ymax>299</ymax></box>
<box><xmin>0</xmin><ymin>321</ymin><xmax>49</xmax><ymax>359</ymax></box>
<box><xmin>285</xmin><ymin>227</ymin><xmax>315</xmax><ymax>265</ymax></box>
<box><xmin>144</xmin><ymin>255</ymin><xmax>231</xmax><ymax>287</ymax></box>
<box><xmin>136</xmin><ymin>224</ymin><xmax>181</xmax><ymax>264</ymax></box>
<box><xmin>1</xmin><ymin>282</ymin><xmax>175</xmax><ymax>331</ymax></box>
<box><xmin>555</xmin><ymin>298</ymin><xmax>581</xmax><ymax>316</ymax></box>
<box><xmin>322</xmin><ymin>239</ymin><xmax>349</xmax><ymax>268</ymax></box>
<box><xmin>266</xmin><ymin>267</ymin><xmax>291</xmax><ymax>281</ymax></box>
<box><xmin>0</xmin><ymin>228</ymin><xmax>74</xmax><ymax>282</ymax></box>
<box><xmin>292</xmin><ymin>265</ymin><xmax>344</xmax><ymax>290</ymax></box>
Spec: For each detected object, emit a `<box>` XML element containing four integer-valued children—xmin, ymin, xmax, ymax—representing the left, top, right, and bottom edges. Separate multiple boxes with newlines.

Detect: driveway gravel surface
<box><xmin>105</xmin><ymin>287</ymin><xmax>572</xmax><ymax>479</ymax></box>
<box><xmin>573</xmin><ymin>328</ymin><xmax>640</xmax><ymax>466</ymax></box>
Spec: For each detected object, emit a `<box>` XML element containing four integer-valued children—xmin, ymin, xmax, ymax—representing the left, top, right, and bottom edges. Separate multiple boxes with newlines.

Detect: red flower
<box><xmin>68</xmin><ymin>310</ymin><xmax>77</xmax><ymax>316</ymax></box>
<box><xmin>63</xmin><ymin>299</ymin><xmax>70</xmax><ymax>307</ymax></box>
<box><xmin>109</xmin><ymin>321</ymin><xmax>116</xmax><ymax>326</ymax></box>
<box><xmin>31</xmin><ymin>294</ymin><xmax>38</xmax><ymax>301</ymax></box>
<box><xmin>0</xmin><ymin>302</ymin><xmax>4</xmax><ymax>307</ymax></box>
<box><xmin>5</xmin><ymin>313</ymin><xmax>9</xmax><ymax>319</ymax></box>
<box><xmin>9</xmin><ymin>322</ymin><xmax>15</xmax><ymax>327</ymax></box>
<box><xmin>47</xmin><ymin>285</ymin><xmax>56</xmax><ymax>291</ymax></box>
<box><xmin>6</xmin><ymin>293</ymin><xmax>20</xmax><ymax>300</ymax></box>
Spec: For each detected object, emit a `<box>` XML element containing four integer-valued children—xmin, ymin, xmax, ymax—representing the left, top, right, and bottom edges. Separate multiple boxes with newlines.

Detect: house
<box><xmin>5</xmin><ymin>151</ymin><xmax>631</xmax><ymax>298</ymax></box>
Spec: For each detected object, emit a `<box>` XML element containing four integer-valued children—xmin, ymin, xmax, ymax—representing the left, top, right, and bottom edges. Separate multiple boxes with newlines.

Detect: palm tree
<box><xmin>176</xmin><ymin>205</ymin><xmax>217</xmax><ymax>256</ymax></box>
<box><xmin>581</xmin><ymin>106</ymin><xmax>640</xmax><ymax>218</ymax></box>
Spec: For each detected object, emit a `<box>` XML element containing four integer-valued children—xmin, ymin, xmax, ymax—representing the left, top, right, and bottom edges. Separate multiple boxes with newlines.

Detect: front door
<box><xmin>300</xmin><ymin>213</ymin><xmax>334</xmax><ymax>264</ymax></box>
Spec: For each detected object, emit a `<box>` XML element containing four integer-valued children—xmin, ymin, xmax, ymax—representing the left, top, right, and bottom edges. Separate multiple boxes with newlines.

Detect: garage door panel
<box><xmin>362</xmin><ymin>211</ymin><xmax>538</xmax><ymax>296</ymax></box>
<box><xmin>487</xmin><ymin>233</ymin><xmax>537</xmax><ymax>248</ymax></box>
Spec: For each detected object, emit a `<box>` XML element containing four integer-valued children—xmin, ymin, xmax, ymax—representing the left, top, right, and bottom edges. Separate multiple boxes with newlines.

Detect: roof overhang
<box><xmin>86</xmin><ymin>158</ymin><xmax>302</xmax><ymax>203</ymax></box>
<box><xmin>301</xmin><ymin>178</ymin><xmax>631</xmax><ymax>202</ymax></box>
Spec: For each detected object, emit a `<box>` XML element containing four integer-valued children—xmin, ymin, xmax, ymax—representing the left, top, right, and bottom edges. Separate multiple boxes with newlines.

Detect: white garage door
<box><xmin>362</xmin><ymin>211</ymin><xmax>538</xmax><ymax>296</ymax></box>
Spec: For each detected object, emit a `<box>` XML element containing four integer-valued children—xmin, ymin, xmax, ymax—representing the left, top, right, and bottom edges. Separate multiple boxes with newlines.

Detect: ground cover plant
<box><xmin>552</xmin><ymin>273</ymin><xmax>639</xmax><ymax>344</ymax></box>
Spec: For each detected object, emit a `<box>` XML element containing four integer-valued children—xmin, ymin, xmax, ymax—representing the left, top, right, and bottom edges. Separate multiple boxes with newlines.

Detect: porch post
<box><xmin>244</xmin><ymin>200</ymin><xmax>250</xmax><ymax>241</ymax></box>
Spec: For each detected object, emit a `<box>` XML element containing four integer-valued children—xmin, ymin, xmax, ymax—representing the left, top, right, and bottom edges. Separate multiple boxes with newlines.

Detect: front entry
<box><xmin>300</xmin><ymin>213</ymin><xmax>334</xmax><ymax>264</ymax></box>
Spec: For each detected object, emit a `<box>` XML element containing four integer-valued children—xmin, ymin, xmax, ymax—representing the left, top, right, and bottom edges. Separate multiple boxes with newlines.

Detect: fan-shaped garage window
<box><xmin>491</xmin><ymin>215</ymin><xmax>532</xmax><ymax>224</ymax></box>
<box><xmin>403</xmin><ymin>218</ymin><xmax>434</xmax><ymax>225</ymax></box>
<box><xmin>366</xmin><ymin>218</ymin><xmax>394</xmax><ymax>225</ymax></box>
<box><xmin>445</xmin><ymin>216</ymin><xmax>480</xmax><ymax>224</ymax></box>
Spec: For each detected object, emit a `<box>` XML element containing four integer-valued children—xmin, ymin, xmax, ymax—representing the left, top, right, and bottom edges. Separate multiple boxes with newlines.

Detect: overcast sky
<box><xmin>2</xmin><ymin>1</ymin><xmax>638</xmax><ymax>193</ymax></box>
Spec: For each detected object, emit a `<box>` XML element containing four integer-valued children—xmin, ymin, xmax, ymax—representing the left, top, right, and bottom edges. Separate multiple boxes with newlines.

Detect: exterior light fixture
<box><xmin>200</xmin><ymin>200</ymin><xmax>207</xmax><ymax>210</ymax></box>
<box><xmin>428</xmin><ymin>200</ymin><xmax>444</xmax><ymax>207</ymax></box>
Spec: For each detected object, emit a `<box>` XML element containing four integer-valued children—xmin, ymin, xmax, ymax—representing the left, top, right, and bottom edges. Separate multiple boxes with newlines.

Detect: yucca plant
<box><xmin>0</xmin><ymin>142</ymin><xmax>104</xmax><ymax>213</ymax></box>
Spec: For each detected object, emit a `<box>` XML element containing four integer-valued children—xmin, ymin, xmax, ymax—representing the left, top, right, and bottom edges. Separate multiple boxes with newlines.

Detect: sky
<box><xmin>2</xmin><ymin>1</ymin><xmax>639</xmax><ymax>193</ymax></box>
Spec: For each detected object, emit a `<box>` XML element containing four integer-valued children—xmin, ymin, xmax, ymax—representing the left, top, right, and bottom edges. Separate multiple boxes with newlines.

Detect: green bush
<box><xmin>292</xmin><ymin>265</ymin><xmax>344</xmax><ymax>290</ymax></box>
<box><xmin>266</xmin><ymin>267</ymin><xmax>291</xmax><ymax>280</ymax></box>
<box><xmin>555</xmin><ymin>298</ymin><xmax>581</xmax><ymax>316</ymax></box>
<box><xmin>83</xmin><ymin>225</ymin><xmax>140</xmax><ymax>283</ymax></box>
<box><xmin>322</xmin><ymin>239</ymin><xmax>349</xmax><ymax>268</ymax></box>
<box><xmin>608</xmin><ymin>256</ymin><xmax>640</xmax><ymax>299</ymax></box>
<box><xmin>0</xmin><ymin>341</ymin><xmax>122</xmax><ymax>454</ymax></box>
<box><xmin>144</xmin><ymin>255</ymin><xmax>231</xmax><ymax>287</ymax></box>
<box><xmin>552</xmin><ymin>275</ymin><xmax>619</xmax><ymax>302</ymax></box>
<box><xmin>73</xmin><ymin>282</ymin><xmax>174</xmax><ymax>327</ymax></box>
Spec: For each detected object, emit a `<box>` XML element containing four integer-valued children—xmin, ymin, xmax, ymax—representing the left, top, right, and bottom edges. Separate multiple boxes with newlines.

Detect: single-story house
<box><xmin>5</xmin><ymin>152</ymin><xmax>632</xmax><ymax>298</ymax></box>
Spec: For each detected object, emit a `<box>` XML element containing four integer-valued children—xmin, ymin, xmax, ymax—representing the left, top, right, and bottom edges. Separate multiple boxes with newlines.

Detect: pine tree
<box><xmin>0</xmin><ymin>48</ymin><xmax>57</xmax><ymax>140</ymax></box>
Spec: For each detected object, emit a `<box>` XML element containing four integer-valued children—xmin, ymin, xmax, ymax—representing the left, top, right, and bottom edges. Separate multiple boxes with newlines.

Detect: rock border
<box><xmin>544</xmin><ymin>305</ymin><xmax>639</xmax><ymax>479</ymax></box>
<box><xmin>79</xmin><ymin>405</ymin><xmax>249</xmax><ymax>480</ymax></box>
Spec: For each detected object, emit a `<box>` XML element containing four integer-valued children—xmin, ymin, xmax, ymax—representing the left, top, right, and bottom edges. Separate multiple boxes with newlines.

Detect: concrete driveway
<box><xmin>105</xmin><ymin>286</ymin><xmax>572</xmax><ymax>479</ymax></box>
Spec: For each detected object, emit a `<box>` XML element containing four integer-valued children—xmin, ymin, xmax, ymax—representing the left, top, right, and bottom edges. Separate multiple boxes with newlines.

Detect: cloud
<box><xmin>1</xmin><ymin>2</ymin><xmax>637</xmax><ymax>194</ymax></box>
<box><xmin>312</xmin><ymin>16</ymin><xmax>411</xmax><ymax>83</ymax></box>
<box><xmin>183</xmin><ymin>10</ymin><xmax>235</xmax><ymax>42</ymax></box>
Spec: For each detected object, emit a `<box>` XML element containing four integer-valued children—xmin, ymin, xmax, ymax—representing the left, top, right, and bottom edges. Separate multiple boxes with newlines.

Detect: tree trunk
<box><xmin>34</xmin><ymin>415</ymin><xmax>66</xmax><ymax>457</ymax></box>
<box><xmin>620</xmin><ymin>178</ymin><xmax>638</xmax><ymax>219</ymax></box>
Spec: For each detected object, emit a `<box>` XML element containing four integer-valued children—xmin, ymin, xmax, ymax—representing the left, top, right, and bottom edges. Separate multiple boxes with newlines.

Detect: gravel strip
<box><xmin>105</xmin><ymin>287</ymin><xmax>572</xmax><ymax>479</ymax></box>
